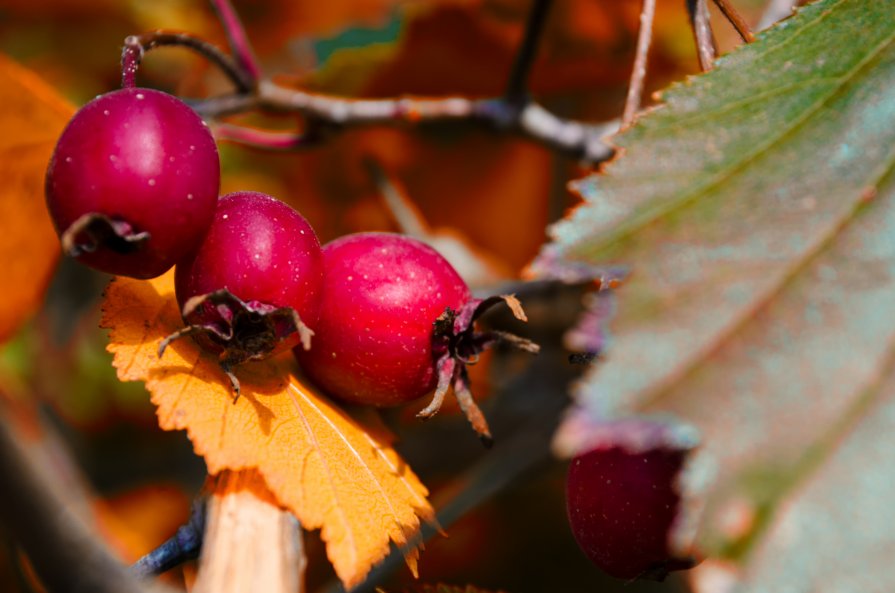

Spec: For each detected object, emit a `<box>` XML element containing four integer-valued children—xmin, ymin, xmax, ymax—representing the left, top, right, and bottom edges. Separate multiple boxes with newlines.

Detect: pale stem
<box><xmin>622</xmin><ymin>0</ymin><xmax>657</xmax><ymax>126</ymax></box>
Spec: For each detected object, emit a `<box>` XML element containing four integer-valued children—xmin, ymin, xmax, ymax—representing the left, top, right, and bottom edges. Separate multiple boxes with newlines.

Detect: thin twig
<box><xmin>209</xmin><ymin>0</ymin><xmax>262</xmax><ymax>84</ymax></box>
<box><xmin>711</xmin><ymin>0</ymin><xmax>754</xmax><ymax>42</ymax></box>
<box><xmin>504</xmin><ymin>0</ymin><xmax>554</xmax><ymax>106</ymax></box>
<box><xmin>121</xmin><ymin>31</ymin><xmax>253</xmax><ymax>91</ymax></box>
<box><xmin>201</xmin><ymin>82</ymin><xmax>616</xmax><ymax>163</ymax></box>
<box><xmin>686</xmin><ymin>0</ymin><xmax>717</xmax><ymax>71</ymax></box>
<box><xmin>622</xmin><ymin>0</ymin><xmax>657</xmax><ymax>126</ymax></box>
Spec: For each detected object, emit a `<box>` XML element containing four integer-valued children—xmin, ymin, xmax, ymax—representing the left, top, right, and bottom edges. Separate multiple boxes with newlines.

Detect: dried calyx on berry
<box><xmin>158</xmin><ymin>289</ymin><xmax>313</xmax><ymax>395</ymax></box>
<box><xmin>421</xmin><ymin>295</ymin><xmax>539</xmax><ymax>443</ymax></box>
<box><xmin>160</xmin><ymin>191</ymin><xmax>324</xmax><ymax>399</ymax></box>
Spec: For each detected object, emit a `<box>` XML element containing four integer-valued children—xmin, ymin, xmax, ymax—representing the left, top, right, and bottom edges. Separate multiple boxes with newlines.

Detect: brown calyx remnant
<box><xmin>159</xmin><ymin>289</ymin><xmax>312</xmax><ymax>401</ymax></box>
<box><xmin>420</xmin><ymin>294</ymin><xmax>539</xmax><ymax>446</ymax></box>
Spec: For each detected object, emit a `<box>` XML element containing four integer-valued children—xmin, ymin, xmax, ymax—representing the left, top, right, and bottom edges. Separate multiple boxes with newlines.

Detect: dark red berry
<box><xmin>566</xmin><ymin>446</ymin><xmax>696</xmax><ymax>581</ymax></box>
<box><xmin>45</xmin><ymin>87</ymin><xmax>220</xmax><ymax>278</ymax></box>
<box><xmin>297</xmin><ymin>232</ymin><xmax>470</xmax><ymax>406</ymax></box>
<box><xmin>163</xmin><ymin>191</ymin><xmax>324</xmax><ymax>395</ymax></box>
<box><xmin>295</xmin><ymin>232</ymin><xmax>538</xmax><ymax>443</ymax></box>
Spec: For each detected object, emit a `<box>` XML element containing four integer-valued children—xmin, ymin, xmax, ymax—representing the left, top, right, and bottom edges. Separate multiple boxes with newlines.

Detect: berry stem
<box><xmin>120</xmin><ymin>31</ymin><xmax>254</xmax><ymax>92</ymax></box>
<box><xmin>131</xmin><ymin>499</ymin><xmax>206</xmax><ymax>577</ymax></box>
<box><xmin>209</xmin><ymin>0</ymin><xmax>262</xmax><ymax>85</ymax></box>
<box><xmin>504</xmin><ymin>0</ymin><xmax>553</xmax><ymax>108</ymax></box>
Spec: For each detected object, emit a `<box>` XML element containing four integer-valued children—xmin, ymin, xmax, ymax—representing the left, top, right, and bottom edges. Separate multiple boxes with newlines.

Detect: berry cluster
<box><xmin>45</xmin><ymin>87</ymin><xmax>538</xmax><ymax>442</ymax></box>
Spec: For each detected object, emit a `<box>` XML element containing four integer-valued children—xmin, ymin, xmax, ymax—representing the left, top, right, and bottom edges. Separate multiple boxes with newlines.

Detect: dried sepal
<box><xmin>60</xmin><ymin>212</ymin><xmax>150</xmax><ymax>257</ymax></box>
<box><xmin>159</xmin><ymin>288</ymin><xmax>313</xmax><ymax>400</ymax></box>
<box><xmin>420</xmin><ymin>295</ymin><xmax>539</xmax><ymax>443</ymax></box>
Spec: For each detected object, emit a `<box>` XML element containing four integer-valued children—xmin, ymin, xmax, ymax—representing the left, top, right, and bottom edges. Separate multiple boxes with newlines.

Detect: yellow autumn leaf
<box><xmin>0</xmin><ymin>54</ymin><xmax>72</xmax><ymax>343</ymax></box>
<box><xmin>101</xmin><ymin>270</ymin><xmax>435</xmax><ymax>588</ymax></box>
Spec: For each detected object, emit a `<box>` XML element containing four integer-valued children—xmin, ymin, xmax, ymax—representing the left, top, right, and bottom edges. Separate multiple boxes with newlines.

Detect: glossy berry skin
<box><xmin>175</xmin><ymin>191</ymin><xmax>324</xmax><ymax>332</ymax></box>
<box><xmin>566</xmin><ymin>446</ymin><xmax>693</xmax><ymax>581</ymax></box>
<box><xmin>296</xmin><ymin>232</ymin><xmax>471</xmax><ymax>407</ymax></box>
<box><xmin>45</xmin><ymin>87</ymin><xmax>220</xmax><ymax>278</ymax></box>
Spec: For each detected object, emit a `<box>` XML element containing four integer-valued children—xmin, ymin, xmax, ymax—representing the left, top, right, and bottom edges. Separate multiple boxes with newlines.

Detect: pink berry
<box><xmin>566</xmin><ymin>446</ymin><xmax>696</xmax><ymax>580</ymax></box>
<box><xmin>297</xmin><ymin>232</ymin><xmax>470</xmax><ymax>407</ymax></box>
<box><xmin>175</xmin><ymin>191</ymin><xmax>323</xmax><ymax>324</ymax></box>
<box><xmin>295</xmin><ymin>232</ymin><xmax>538</xmax><ymax>443</ymax></box>
<box><xmin>163</xmin><ymin>192</ymin><xmax>323</xmax><ymax>395</ymax></box>
<box><xmin>45</xmin><ymin>87</ymin><xmax>220</xmax><ymax>278</ymax></box>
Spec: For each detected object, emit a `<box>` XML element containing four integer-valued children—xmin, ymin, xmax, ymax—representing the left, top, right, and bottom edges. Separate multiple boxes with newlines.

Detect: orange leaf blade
<box><xmin>0</xmin><ymin>54</ymin><xmax>73</xmax><ymax>343</ymax></box>
<box><xmin>101</xmin><ymin>271</ymin><xmax>435</xmax><ymax>587</ymax></box>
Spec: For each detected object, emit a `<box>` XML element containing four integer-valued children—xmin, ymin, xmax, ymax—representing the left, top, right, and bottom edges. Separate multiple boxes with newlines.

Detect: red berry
<box><xmin>175</xmin><ymin>191</ymin><xmax>323</xmax><ymax>324</ymax></box>
<box><xmin>297</xmin><ymin>232</ymin><xmax>471</xmax><ymax>407</ymax></box>
<box><xmin>45</xmin><ymin>87</ymin><xmax>220</xmax><ymax>278</ymax></box>
<box><xmin>566</xmin><ymin>446</ymin><xmax>696</xmax><ymax>581</ymax></box>
<box><xmin>163</xmin><ymin>191</ymin><xmax>323</xmax><ymax>395</ymax></box>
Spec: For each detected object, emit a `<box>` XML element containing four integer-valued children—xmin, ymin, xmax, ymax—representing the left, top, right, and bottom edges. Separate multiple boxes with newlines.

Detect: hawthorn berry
<box><xmin>161</xmin><ymin>191</ymin><xmax>324</xmax><ymax>396</ymax></box>
<box><xmin>566</xmin><ymin>446</ymin><xmax>696</xmax><ymax>581</ymax></box>
<box><xmin>295</xmin><ymin>232</ymin><xmax>538</xmax><ymax>443</ymax></box>
<box><xmin>45</xmin><ymin>87</ymin><xmax>220</xmax><ymax>279</ymax></box>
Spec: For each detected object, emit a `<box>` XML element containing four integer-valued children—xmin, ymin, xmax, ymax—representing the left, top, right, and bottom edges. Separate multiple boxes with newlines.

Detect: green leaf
<box><xmin>533</xmin><ymin>0</ymin><xmax>895</xmax><ymax>588</ymax></box>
